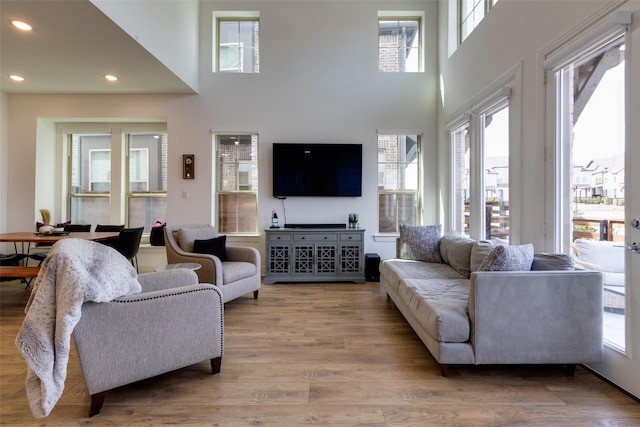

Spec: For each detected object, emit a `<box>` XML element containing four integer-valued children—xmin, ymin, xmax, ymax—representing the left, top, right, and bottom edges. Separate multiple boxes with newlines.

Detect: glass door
<box><xmin>554</xmin><ymin>35</ymin><xmax>626</xmax><ymax>349</ymax></box>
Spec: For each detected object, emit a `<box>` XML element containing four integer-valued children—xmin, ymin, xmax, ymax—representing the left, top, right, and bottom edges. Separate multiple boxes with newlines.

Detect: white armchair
<box><xmin>164</xmin><ymin>224</ymin><xmax>261</xmax><ymax>303</ymax></box>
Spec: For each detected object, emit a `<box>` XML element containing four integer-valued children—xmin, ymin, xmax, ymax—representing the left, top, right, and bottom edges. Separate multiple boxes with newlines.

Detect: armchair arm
<box><xmin>74</xmin><ymin>283</ymin><xmax>223</xmax><ymax>395</ymax></box>
<box><xmin>226</xmin><ymin>246</ymin><xmax>260</xmax><ymax>265</ymax></box>
<box><xmin>469</xmin><ymin>270</ymin><xmax>603</xmax><ymax>364</ymax></box>
<box><xmin>137</xmin><ymin>269</ymin><xmax>199</xmax><ymax>293</ymax></box>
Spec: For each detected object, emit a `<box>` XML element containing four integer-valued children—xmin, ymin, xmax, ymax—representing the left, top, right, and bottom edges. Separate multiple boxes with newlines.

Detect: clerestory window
<box><xmin>214</xmin><ymin>14</ymin><xmax>260</xmax><ymax>73</ymax></box>
<box><xmin>378</xmin><ymin>13</ymin><xmax>422</xmax><ymax>72</ymax></box>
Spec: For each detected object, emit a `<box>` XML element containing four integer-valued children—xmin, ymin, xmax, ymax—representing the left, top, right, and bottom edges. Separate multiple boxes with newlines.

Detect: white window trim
<box><xmin>56</xmin><ymin>122</ymin><xmax>166</xmax><ymax>226</ymax></box>
<box><xmin>212</xmin><ymin>11</ymin><xmax>259</xmax><ymax>73</ymax></box>
<box><xmin>541</xmin><ymin>9</ymin><xmax>630</xmax><ymax>252</ymax></box>
<box><xmin>377</xmin><ymin>11</ymin><xmax>426</xmax><ymax>73</ymax></box>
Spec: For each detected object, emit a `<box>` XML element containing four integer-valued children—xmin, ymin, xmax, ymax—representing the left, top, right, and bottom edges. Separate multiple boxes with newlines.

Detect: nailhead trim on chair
<box><xmin>112</xmin><ymin>287</ymin><xmax>224</xmax><ymax>352</ymax></box>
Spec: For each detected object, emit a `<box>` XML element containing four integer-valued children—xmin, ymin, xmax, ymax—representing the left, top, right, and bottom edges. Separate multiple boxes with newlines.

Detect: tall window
<box><xmin>215</xmin><ymin>17</ymin><xmax>259</xmax><ymax>73</ymax></box>
<box><xmin>481</xmin><ymin>102</ymin><xmax>509</xmax><ymax>241</ymax></box>
<box><xmin>70</xmin><ymin>134</ymin><xmax>111</xmax><ymax>225</ymax></box>
<box><xmin>216</xmin><ymin>135</ymin><xmax>259</xmax><ymax>234</ymax></box>
<box><xmin>460</xmin><ymin>0</ymin><xmax>499</xmax><ymax>43</ymax></box>
<box><xmin>450</xmin><ymin>121</ymin><xmax>471</xmax><ymax>236</ymax></box>
<box><xmin>449</xmin><ymin>94</ymin><xmax>509</xmax><ymax>241</ymax></box>
<box><xmin>127</xmin><ymin>134</ymin><xmax>168</xmax><ymax>231</ymax></box>
<box><xmin>378</xmin><ymin>15</ymin><xmax>422</xmax><ymax>72</ymax></box>
<box><xmin>377</xmin><ymin>134</ymin><xmax>421</xmax><ymax>232</ymax></box>
<box><xmin>68</xmin><ymin>128</ymin><xmax>167</xmax><ymax>232</ymax></box>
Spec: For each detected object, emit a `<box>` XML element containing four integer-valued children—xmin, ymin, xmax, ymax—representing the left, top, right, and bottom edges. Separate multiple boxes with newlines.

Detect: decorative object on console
<box><xmin>348</xmin><ymin>213</ymin><xmax>359</xmax><ymax>229</ymax></box>
<box><xmin>271</xmin><ymin>211</ymin><xmax>279</xmax><ymax>228</ymax></box>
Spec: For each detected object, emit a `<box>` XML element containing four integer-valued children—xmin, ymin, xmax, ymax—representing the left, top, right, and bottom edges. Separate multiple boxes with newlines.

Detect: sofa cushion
<box><xmin>193</xmin><ymin>235</ymin><xmax>227</xmax><ymax>261</ymax></box>
<box><xmin>177</xmin><ymin>226</ymin><xmax>217</xmax><ymax>253</ymax></box>
<box><xmin>531</xmin><ymin>253</ymin><xmax>574</xmax><ymax>271</ymax></box>
<box><xmin>396</xmin><ymin>278</ymin><xmax>470</xmax><ymax>343</ymax></box>
<box><xmin>478</xmin><ymin>244</ymin><xmax>534</xmax><ymax>271</ymax></box>
<box><xmin>470</xmin><ymin>240</ymin><xmax>495</xmax><ymax>271</ymax></box>
<box><xmin>380</xmin><ymin>259</ymin><xmax>467</xmax><ymax>293</ymax></box>
<box><xmin>573</xmin><ymin>239</ymin><xmax>624</xmax><ymax>273</ymax></box>
<box><xmin>439</xmin><ymin>233</ymin><xmax>474</xmax><ymax>278</ymax></box>
<box><xmin>398</xmin><ymin>224</ymin><xmax>442</xmax><ymax>263</ymax></box>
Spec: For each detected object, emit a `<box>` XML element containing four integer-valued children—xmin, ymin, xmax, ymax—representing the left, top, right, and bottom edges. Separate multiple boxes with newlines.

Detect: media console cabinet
<box><xmin>264</xmin><ymin>228</ymin><xmax>365</xmax><ymax>284</ymax></box>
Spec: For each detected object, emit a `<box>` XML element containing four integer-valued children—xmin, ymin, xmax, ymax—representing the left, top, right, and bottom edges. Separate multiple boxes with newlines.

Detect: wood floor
<box><xmin>1</xmin><ymin>279</ymin><xmax>639</xmax><ymax>426</ymax></box>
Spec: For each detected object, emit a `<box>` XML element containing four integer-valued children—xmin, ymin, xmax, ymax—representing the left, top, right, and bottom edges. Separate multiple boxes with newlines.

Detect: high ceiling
<box><xmin>0</xmin><ymin>0</ymin><xmax>194</xmax><ymax>94</ymax></box>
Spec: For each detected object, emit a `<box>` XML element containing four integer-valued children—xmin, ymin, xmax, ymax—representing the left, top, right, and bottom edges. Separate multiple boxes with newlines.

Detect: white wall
<box><xmin>2</xmin><ymin>0</ymin><xmax>438</xmax><ymax>262</ymax></box>
<box><xmin>91</xmin><ymin>0</ymin><xmax>200</xmax><ymax>92</ymax></box>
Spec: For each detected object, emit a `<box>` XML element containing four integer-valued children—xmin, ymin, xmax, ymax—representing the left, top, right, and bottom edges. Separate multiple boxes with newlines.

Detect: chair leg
<box><xmin>89</xmin><ymin>391</ymin><xmax>106</xmax><ymax>417</ymax></box>
<box><xmin>211</xmin><ymin>357</ymin><xmax>222</xmax><ymax>374</ymax></box>
<box><xmin>253</xmin><ymin>290</ymin><xmax>259</xmax><ymax>299</ymax></box>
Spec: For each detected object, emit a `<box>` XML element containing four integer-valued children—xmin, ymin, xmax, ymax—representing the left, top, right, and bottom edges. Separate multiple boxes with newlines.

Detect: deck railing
<box><xmin>464</xmin><ymin>203</ymin><xmax>624</xmax><ymax>241</ymax></box>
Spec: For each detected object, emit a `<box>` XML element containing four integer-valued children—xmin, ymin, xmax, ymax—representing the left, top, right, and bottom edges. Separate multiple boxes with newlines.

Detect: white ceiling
<box><xmin>0</xmin><ymin>0</ymin><xmax>195</xmax><ymax>94</ymax></box>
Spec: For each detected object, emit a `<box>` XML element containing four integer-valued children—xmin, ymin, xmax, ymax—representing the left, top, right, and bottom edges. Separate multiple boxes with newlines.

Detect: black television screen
<box><xmin>273</xmin><ymin>143</ymin><xmax>362</xmax><ymax>197</ymax></box>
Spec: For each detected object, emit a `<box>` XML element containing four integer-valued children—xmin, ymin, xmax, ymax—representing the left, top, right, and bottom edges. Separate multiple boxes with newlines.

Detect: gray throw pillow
<box><xmin>398</xmin><ymin>224</ymin><xmax>442</xmax><ymax>263</ymax></box>
<box><xmin>439</xmin><ymin>233</ymin><xmax>474</xmax><ymax>277</ymax></box>
<box><xmin>477</xmin><ymin>243</ymin><xmax>534</xmax><ymax>271</ymax></box>
<box><xmin>530</xmin><ymin>253</ymin><xmax>575</xmax><ymax>271</ymax></box>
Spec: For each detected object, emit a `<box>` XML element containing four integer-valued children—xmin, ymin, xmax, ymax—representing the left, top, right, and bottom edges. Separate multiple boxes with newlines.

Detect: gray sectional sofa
<box><xmin>380</xmin><ymin>226</ymin><xmax>604</xmax><ymax>376</ymax></box>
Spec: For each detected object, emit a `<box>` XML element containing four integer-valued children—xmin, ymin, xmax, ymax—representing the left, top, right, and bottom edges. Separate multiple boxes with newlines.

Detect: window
<box><xmin>378</xmin><ymin>15</ymin><xmax>422</xmax><ymax>72</ymax></box>
<box><xmin>67</xmin><ymin>127</ymin><xmax>167</xmax><ymax>233</ymax></box>
<box><xmin>69</xmin><ymin>134</ymin><xmax>112</xmax><ymax>226</ymax></box>
<box><xmin>127</xmin><ymin>134</ymin><xmax>168</xmax><ymax>231</ymax></box>
<box><xmin>216</xmin><ymin>135</ymin><xmax>259</xmax><ymax>234</ymax></box>
<box><xmin>215</xmin><ymin>16</ymin><xmax>259</xmax><ymax>73</ymax></box>
<box><xmin>459</xmin><ymin>0</ymin><xmax>499</xmax><ymax>43</ymax></box>
<box><xmin>450</xmin><ymin>120</ymin><xmax>471</xmax><ymax>236</ymax></box>
<box><xmin>449</xmin><ymin>91</ymin><xmax>510</xmax><ymax>241</ymax></box>
<box><xmin>377</xmin><ymin>134</ymin><xmax>421</xmax><ymax>232</ymax></box>
<box><xmin>480</xmin><ymin>102</ymin><xmax>509</xmax><ymax>241</ymax></box>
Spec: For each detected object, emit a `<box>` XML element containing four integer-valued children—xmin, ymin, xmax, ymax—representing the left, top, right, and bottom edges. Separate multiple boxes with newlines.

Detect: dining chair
<box><xmin>95</xmin><ymin>225</ymin><xmax>125</xmax><ymax>248</ymax></box>
<box><xmin>111</xmin><ymin>227</ymin><xmax>144</xmax><ymax>272</ymax></box>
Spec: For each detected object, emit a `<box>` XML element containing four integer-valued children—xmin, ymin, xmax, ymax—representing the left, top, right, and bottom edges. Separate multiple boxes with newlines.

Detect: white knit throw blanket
<box><xmin>15</xmin><ymin>238</ymin><xmax>141</xmax><ymax>418</ymax></box>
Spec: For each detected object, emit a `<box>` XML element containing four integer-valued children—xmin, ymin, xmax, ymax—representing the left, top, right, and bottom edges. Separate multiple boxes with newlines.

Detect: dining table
<box><xmin>1</xmin><ymin>231</ymin><xmax>120</xmax><ymax>262</ymax></box>
<box><xmin>0</xmin><ymin>231</ymin><xmax>121</xmax><ymax>284</ymax></box>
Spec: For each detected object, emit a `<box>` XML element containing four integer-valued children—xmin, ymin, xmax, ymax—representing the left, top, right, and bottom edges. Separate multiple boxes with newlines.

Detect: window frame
<box><xmin>214</xmin><ymin>134</ymin><xmax>259</xmax><ymax>235</ymax></box>
<box><xmin>378</xmin><ymin>11</ymin><xmax>425</xmax><ymax>73</ymax></box>
<box><xmin>459</xmin><ymin>0</ymin><xmax>498</xmax><ymax>44</ymax></box>
<box><xmin>376</xmin><ymin>133</ymin><xmax>422</xmax><ymax>234</ymax></box>
<box><xmin>213</xmin><ymin>12</ymin><xmax>260</xmax><ymax>73</ymax></box>
<box><xmin>61</xmin><ymin>123</ymin><xmax>167</xmax><ymax>233</ymax></box>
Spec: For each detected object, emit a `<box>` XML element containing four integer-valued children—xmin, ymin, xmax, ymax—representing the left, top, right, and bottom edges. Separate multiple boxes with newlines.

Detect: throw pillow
<box><xmin>470</xmin><ymin>240</ymin><xmax>495</xmax><ymax>271</ymax></box>
<box><xmin>477</xmin><ymin>243</ymin><xmax>534</xmax><ymax>271</ymax></box>
<box><xmin>530</xmin><ymin>253</ymin><xmax>575</xmax><ymax>271</ymax></box>
<box><xmin>177</xmin><ymin>226</ymin><xmax>217</xmax><ymax>253</ymax></box>
<box><xmin>193</xmin><ymin>235</ymin><xmax>227</xmax><ymax>262</ymax></box>
<box><xmin>439</xmin><ymin>233</ymin><xmax>474</xmax><ymax>278</ymax></box>
<box><xmin>398</xmin><ymin>224</ymin><xmax>442</xmax><ymax>263</ymax></box>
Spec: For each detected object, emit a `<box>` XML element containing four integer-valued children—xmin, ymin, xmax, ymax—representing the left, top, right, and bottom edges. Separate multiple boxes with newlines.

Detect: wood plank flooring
<box><xmin>1</xmin><ymin>279</ymin><xmax>639</xmax><ymax>426</ymax></box>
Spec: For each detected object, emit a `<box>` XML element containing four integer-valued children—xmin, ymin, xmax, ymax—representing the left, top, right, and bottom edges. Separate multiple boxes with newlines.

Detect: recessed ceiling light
<box><xmin>11</xmin><ymin>20</ymin><xmax>32</xmax><ymax>31</ymax></box>
<box><xmin>104</xmin><ymin>74</ymin><xmax>118</xmax><ymax>82</ymax></box>
<box><xmin>9</xmin><ymin>74</ymin><xmax>25</xmax><ymax>82</ymax></box>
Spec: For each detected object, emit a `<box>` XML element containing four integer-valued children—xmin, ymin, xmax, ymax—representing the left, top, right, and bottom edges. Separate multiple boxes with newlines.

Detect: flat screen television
<box><xmin>273</xmin><ymin>143</ymin><xmax>362</xmax><ymax>197</ymax></box>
